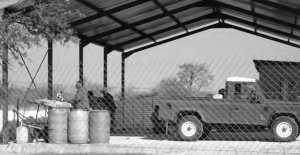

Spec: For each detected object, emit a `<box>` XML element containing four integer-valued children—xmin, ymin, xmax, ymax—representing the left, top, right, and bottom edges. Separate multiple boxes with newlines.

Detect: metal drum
<box><xmin>48</xmin><ymin>108</ymin><xmax>68</xmax><ymax>143</ymax></box>
<box><xmin>16</xmin><ymin>126</ymin><xmax>29</xmax><ymax>143</ymax></box>
<box><xmin>89</xmin><ymin>110</ymin><xmax>110</xmax><ymax>143</ymax></box>
<box><xmin>68</xmin><ymin>109</ymin><xmax>89</xmax><ymax>144</ymax></box>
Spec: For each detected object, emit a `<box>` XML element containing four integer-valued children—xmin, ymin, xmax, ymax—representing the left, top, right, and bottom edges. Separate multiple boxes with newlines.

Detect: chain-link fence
<box><xmin>1</xmin><ymin>56</ymin><xmax>300</xmax><ymax>153</ymax></box>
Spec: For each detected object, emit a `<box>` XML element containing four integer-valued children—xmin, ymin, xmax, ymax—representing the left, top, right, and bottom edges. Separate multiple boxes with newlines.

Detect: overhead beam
<box><xmin>70</xmin><ymin>0</ymin><xmax>151</xmax><ymax>27</ymax></box>
<box><xmin>250</xmin><ymin>0</ymin><xmax>257</xmax><ymax>32</ymax></box>
<box><xmin>85</xmin><ymin>0</ymin><xmax>210</xmax><ymax>44</ymax></box>
<box><xmin>216</xmin><ymin>1</ymin><xmax>300</xmax><ymax>31</ymax></box>
<box><xmin>75</xmin><ymin>0</ymin><xmax>156</xmax><ymax>42</ymax></box>
<box><xmin>222</xmin><ymin>23</ymin><xmax>300</xmax><ymax>48</ymax></box>
<box><xmin>151</xmin><ymin>0</ymin><xmax>188</xmax><ymax>32</ymax></box>
<box><xmin>210</xmin><ymin>0</ymin><xmax>222</xmax><ymax>25</ymax></box>
<box><xmin>78</xmin><ymin>35</ymin><xmax>122</xmax><ymax>52</ymax></box>
<box><xmin>222</xmin><ymin>14</ymin><xmax>300</xmax><ymax>41</ymax></box>
<box><xmin>124</xmin><ymin>23</ymin><xmax>220</xmax><ymax>58</ymax></box>
<box><xmin>79</xmin><ymin>35</ymin><xmax>110</xmax><ymax>47</ymax></box>
<box><xmin>114</xmin><ymin>13</ymin><xmax>216</xmax><ymax>50</ymax></box>
<box><xmin>288</xmin><ymin>14</ymin><xmax>299</xmax><ymax>42</ymax></box>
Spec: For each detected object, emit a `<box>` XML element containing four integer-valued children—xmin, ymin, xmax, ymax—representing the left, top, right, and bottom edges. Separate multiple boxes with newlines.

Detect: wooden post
<box><xmin>48</xmin><ymin>39</ymin><xmax>53</xmax><ymax>99</ymax></box>
<box><xmin>2</xmin><ymin>43</ymin><xmax>9</xmax><ymax>143</ymax></box>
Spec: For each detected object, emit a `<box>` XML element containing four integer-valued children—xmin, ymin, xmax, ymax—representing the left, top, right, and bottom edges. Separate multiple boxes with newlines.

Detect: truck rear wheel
<box><xmin>178</xmin><ymin>116</ymin><xmax>203</xmax><ymax>141</ymax></box>
<box><xmin>271</xmin><ymin>116</ymin><xmax>298</xmax><ymax>142</ymax></box>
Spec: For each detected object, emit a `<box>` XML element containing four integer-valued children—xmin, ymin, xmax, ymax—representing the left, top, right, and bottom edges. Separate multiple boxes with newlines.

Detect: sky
<box><xmin>2</xmin><ymin>1</ymin><xmax>300</xmax><ymax>96</ymax></box>
<box><xmin>6</xmin><ymin>28</ymin><xmax>300</xmax><ymax>95</ymax></box>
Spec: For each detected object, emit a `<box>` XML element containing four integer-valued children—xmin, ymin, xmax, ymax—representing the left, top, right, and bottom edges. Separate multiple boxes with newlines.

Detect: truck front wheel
<box><xmin>271</xmin><ymin>116</ymin><xmax>299</xmax><ymax>142</ymax></box>
<box><xmin>178</xmin><ymin>116</ymin><xmax>203</xmax><ymax>141</ymax></box>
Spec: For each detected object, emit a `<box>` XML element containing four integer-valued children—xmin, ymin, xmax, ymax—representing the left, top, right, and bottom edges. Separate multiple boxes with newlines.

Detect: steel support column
<box><xmin>103</xmin><ymin>47</ymin><xmax>113</xmax><ymax>89</ymax></box>
<box><xmin>121</xmin><ymin>53</ymin><xmax>126</xmax><ymax>126</ymax></box>
<box><xmin>2</xmin><ymin>44</ymin><xmax>9</xmax><ymax>144</ymax></box>
<box><xmin>47</xmin><ymin>40</ymin><xmax>53</xmax><ymax>99</ymax></box>
<box><xmin>121</xmin><ymin>53</ymin><xmax>125</xmax><ymax>100</ymax></box>
<box><xmin>79</xmin><ymin>43</ymin><xmax>84</xmax><ymax>83</ymax></box>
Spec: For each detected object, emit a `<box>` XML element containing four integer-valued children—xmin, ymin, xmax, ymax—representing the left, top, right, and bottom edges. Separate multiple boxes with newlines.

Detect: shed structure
<box><xmin>4</xmin><ymin>0</ymin><xmax>300</xmax><ymax>99</ymax></box>
<box><xmin>2</xmin><ymin>0</ymin><xmax>300</xmax><ymax>143</ymax></box>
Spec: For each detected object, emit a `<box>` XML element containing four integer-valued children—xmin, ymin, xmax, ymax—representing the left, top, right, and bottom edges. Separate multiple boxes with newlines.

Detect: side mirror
<box><xmin>250</xmin><ymin>92</ymin><xmax>261</xmax><ymax>104</ymax></box>
<box><xmin>167</xmin><ymin>103</ymin><xmax>172</xmax><ymax>109</ymax></box>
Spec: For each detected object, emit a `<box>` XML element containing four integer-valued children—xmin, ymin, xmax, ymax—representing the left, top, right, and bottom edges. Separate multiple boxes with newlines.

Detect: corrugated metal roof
<box><xmin>4</xmin><ymin>0</ymin><xmax>300</xmax><ymax>57</ymax></box>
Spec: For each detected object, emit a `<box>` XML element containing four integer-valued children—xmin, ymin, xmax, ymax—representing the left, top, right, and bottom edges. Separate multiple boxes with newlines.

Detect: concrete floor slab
<box><xmin>0</xmin><ymin>131</ymin><xmax>299</xmax><ymax>155</ymax></box>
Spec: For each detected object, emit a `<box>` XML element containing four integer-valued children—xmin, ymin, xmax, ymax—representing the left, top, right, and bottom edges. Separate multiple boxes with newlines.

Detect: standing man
<box><xmin>87</xmin><ymin>90</ymin><xmax>105</xmax><ymax>110</ymax></box>
<box><xmin>69</xmin><ymin>81</ymin><xmax>90</xmax><ymax>110</ymax></box>
<box><xmin>101</xmin><ymin>89</ymin><xmax>117</xmax><ymax>133</ymax></box>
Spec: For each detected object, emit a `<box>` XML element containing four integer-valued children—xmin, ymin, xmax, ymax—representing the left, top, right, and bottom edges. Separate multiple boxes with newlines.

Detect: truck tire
<box><xmin>271</xmin><ymin>116</ymin><xmax>299</xmax><ymax>142</ymax></box>
<box><xmin>178</xmin><ymin>116</ymin><xmax>203</xmax><ymax>141</ymax></box>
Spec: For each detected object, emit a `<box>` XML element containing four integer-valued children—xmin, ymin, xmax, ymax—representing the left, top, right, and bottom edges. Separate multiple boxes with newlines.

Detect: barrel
<box><xmin>16</xmin><ymin>126</ymin><xmax>28</xmax><ymax>143</ymax></box>
<box><xmin>89</xmin><ymin>110</ymin><xmax>110</xmax><ymax>143</ymax></box>
<box><xmin>48</xmin><ymin>108</ymin><xmax>68</xmax><ymax>143</ymax></box>
<box><xmin>68</xmin><ymin>109</ymin><xmax>89</xmax><ymax>144</ymax></box>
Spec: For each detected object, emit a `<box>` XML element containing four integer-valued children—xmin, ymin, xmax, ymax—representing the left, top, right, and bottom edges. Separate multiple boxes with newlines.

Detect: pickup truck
<box><xmin>154</xmin><ymin>77</ymin><xmax>300</xmax><ymax>142</ymax></box>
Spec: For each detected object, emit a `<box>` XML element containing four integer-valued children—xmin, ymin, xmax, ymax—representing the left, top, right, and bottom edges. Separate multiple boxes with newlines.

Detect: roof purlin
<box><xmin>70</xmin><ymin>0</ymin><xmax>152</xmax><ymax>27</ymax></box>
<box><xmin>84</xmin><ymin>0</ymin><xmax>210</xmax><ymax>46</ymax></box>
<box><xmin>112</xmin><ymin>13</ymin><xmax>216</xmax><ymax>50</ymax></box>
<box><xmin>74</xmin><ymin>0</ymin><xmax>156</xmax><ymax>42</ymax></box>
<box><xmin>151</xmin><ymin>0</ymin><xmax>188</xmax><ymax>32</ymax></box>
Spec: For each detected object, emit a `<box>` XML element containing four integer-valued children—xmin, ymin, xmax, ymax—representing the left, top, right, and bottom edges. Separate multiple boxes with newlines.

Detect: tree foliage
<box><xmin>0</xmin><ymin>0</ymin><xmax>82</xmax><ymax>65</ymax></box>
<box><xmin>152</xmin><ymin>62</ymin><xmax>214</xmax><ymax>97</ymax></box>
<box><xmin>152</xmin><ymin>77</ymin><xmax>192</xmax><ymax>97</ymax></box>
<box><xmin>177</xmin><ymin>62</ymin><xmax>214</xmax><ymax>91</ymax></box>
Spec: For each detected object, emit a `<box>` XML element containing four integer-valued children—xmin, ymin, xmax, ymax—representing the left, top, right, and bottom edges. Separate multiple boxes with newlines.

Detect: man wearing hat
<box><xmin>69</xmin><ymin>81</ymin><xmax>90</xmax><ymax>110</ymax></box>
<box><xmin>87</xmin><ymin>90</ymin><xmax>105</xmax><ymax>110</ymax></box>
<box><xmin>101</xmin><ymin>89</ymin><xmax>117</xmax><ymax>133</ymax></box>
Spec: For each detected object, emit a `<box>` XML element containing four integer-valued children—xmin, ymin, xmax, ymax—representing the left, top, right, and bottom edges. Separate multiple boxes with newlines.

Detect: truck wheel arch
<box><xmin>269</xmin><ymin>113</ymin><xmax>298</xmax><ymax>126</ymax></box>
<box><xmin>177</xmin><ymin>111</ymin><xmax>202</xmax><ymax>123</ymax></box>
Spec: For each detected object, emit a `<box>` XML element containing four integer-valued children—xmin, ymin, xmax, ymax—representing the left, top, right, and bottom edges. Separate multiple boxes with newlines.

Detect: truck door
<box><xmin>229</xmin><ymin>84</ymin><xmax>264</xmax><ymax>125</ymax></box>
<box><xmin>230</xmin><ymin>99</ymin><xmax>263</xmax><ymax>125</ymax></box>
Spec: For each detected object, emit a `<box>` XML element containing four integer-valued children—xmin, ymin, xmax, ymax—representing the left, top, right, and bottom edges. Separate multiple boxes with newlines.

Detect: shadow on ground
<box><xmin>113</xmin><ymin>128</ymin><xmax>291</xmax><ymax>142</ymax></box>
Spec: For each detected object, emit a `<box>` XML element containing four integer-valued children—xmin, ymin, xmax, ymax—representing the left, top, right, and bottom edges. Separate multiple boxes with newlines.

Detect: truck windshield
<box><xmin>233</xmin><ymin>82</ymin><xmax>265</xmax><ymax>100</ymax></box>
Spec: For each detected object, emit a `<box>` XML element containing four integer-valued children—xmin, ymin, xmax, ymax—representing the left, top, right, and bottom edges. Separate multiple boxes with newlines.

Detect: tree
<box><xmin>0</xmin><ymin>0</ymin><xmax>82</xmax><ymax>65</ymax></box>
<box><xmin>177</xmin><ymin>62</ymin><xmax>214</xmax><ymax>91</ymax></box>
<box><xmin>152</xmin><ymin>77</ymin><xmax>192</xmax><ymax>97</ymax></box>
